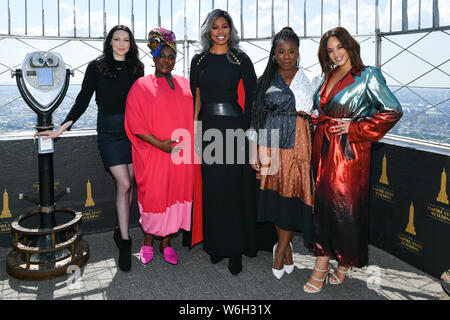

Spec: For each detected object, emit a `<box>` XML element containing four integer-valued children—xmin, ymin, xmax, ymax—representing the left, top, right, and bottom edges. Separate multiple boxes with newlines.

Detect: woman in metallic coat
<box><xmin>303</xmin><ymin>27</ymin><xmax>403</xmax><ymax>293</ymax></box>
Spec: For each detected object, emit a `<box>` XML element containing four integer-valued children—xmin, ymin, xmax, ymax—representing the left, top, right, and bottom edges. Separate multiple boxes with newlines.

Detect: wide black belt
<box><xmin>200</xmin><ymin>102</ymin><xmax>243</xmax><ymax>117</ymax></box>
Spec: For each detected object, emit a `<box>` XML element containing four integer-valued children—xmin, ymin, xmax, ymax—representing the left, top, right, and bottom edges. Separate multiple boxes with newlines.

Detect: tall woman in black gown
<box><xmin>189</xmin><ymin>9</ymin><xmax>265</xmax><ymax>275</ymax></box>
<box><xmin>35</xmin><ymin>25</ymin><xmax>144</xmax><ymax>272</ymax></box>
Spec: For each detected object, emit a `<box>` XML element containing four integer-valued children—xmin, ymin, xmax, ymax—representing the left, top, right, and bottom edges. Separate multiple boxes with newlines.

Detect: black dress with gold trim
<box><xmin>187</xmin><ymin>50</ymin><xmax>277</xmax><ymax>257</ymax></box>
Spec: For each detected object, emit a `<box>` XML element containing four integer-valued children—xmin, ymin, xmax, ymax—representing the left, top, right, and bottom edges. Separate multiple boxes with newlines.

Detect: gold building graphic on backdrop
<box><xmin>1</xmin><ymin>189</ymin><xmax>12</xmax><ymax>219</ymax></box>
<box><xmin>379</xmin><ymin>154</ymin><xmax>389</xmax><ymax>185</ymax></box>
<box><xmin>405</xmin><ymin>202</ymin><xmax>417</xmax><ymax>236</ymax></box>
<box><xmin>398</xmin><ymin>201</ymin><xmax>423</xmax><ymax>255</ymax></box>
<box><xmin>84</xmin><ymin>179</ymin><xmax>95</xmax><ymax>207</ymax></box>
<box><xmin>436</xmin><ymin>168</ymin><xmax>449</xmax><ymax>205</ymax></box>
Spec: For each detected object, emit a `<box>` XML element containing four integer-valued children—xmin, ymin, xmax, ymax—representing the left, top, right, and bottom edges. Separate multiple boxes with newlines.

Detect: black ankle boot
<box><xmin>210</xmin><ymin>254</ymin><xmax>225</xmax><ymax>264</ymax></box>
<box><xmin>118</xmin><ymin>237</ymin><xmax>132</xmax><ymax>272</ymax></box>
<box><xmin>228</xmin><ymin>254</ymin><xmax>242</xmax><ymax>275</ymax></box>
<box><xmin>113</xmin><ymin>225</ymin><xmax>121</xmax><ymax>248</ymax></box>
<box><xmin>114</xmin><ymin>226</ymin><xmax>132</xmax><ymax>272</ymax></box>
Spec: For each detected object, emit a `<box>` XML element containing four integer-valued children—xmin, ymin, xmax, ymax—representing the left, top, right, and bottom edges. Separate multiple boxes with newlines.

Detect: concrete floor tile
<box><xmin>0</xmin><ymin>227</ymin><xmax>445</xmax><ymax>301</ymax></box>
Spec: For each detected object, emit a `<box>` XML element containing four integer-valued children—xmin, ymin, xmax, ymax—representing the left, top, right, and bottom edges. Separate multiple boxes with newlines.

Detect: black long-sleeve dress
<box><xmin>188</xmin><ymin>50</ymin><xmax>276</xmax><ymax>257</ymax></box>
<box><xmin>63</xmin><ymin>59</ymin><xmax>141</xmax><ymax>169</ymax></box>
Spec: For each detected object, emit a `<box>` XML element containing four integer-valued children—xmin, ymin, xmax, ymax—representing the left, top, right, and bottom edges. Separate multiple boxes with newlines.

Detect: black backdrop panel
<box><xmin>0</xmin><ymin>134</ymin><xmax>140</xmax><ymax>248</ymax></box>
<box><xmin>369</xmin><ymin>142</ymin><xmax>450</xmax><ymax>279</ymax></box>
<box><xmin>1</xmin><ymin>135</ymin><xmax>449</xmax><ymax>279</ymax></box>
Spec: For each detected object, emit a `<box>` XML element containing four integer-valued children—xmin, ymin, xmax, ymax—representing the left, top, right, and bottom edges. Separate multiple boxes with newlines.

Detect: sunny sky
<box><xmin>0</xmin><ymin>0</ymin><xmax>448</xmax><ymax>87</ymax></box>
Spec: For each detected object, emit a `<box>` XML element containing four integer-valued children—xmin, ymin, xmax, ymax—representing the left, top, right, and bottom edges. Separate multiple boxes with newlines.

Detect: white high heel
<box><xmin>272</xmin><ymin>243</ymin><xmax>285</xmax><ymax>279</ymax></box>
<box><xmin>284</xmin><ymin>242</ymin><xmax>294</xmax><ymax>274</ymax></box>
<box><xmin>329</xmin><ymin>266</ymin><xmax>350</xmax><ymax>285</ymax></box>
<box><xmin>303</xmin><ymin>266</ymin><xmax>330</xmax><ymax>294</ymax></box>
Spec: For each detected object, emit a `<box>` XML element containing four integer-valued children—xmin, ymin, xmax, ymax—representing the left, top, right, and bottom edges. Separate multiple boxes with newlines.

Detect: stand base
<box><xmin>6</xmin><ymin>240</ymin><xmax>89</xmax><ymax>281</ymax></box>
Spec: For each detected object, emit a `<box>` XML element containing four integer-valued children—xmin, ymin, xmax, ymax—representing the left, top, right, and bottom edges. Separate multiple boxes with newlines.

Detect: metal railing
<box><xmin>374</xmin><ymin>0</ymin><xmax>449</xmax><ymax>145</ymax></box>
<box><xmin>0</xmin><ymin>0</ymin><xmax>448</xmax><ymax>147</ymax></box>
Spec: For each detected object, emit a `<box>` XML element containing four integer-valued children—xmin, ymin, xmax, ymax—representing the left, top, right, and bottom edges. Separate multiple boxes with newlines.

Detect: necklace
<box><xmin>115</xmin><ymin>60</ymin><xmax>126</xmax><ymax>71</ymax></box>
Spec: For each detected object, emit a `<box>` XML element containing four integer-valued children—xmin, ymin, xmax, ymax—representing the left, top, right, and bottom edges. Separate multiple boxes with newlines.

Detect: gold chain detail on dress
<box><xmin>196</xmin><ymin>51</ymin><xmax>210</xmax><ymax>66</ymax></box>
<box><xmin>229</xmin><ymin>51</ymin><xmax>240</xmax><ymax>65</ymax></box>
<box><xmin>196</xmin><ymin>50</ymin><xmax>241</xmax><ymax>66</ymax></box>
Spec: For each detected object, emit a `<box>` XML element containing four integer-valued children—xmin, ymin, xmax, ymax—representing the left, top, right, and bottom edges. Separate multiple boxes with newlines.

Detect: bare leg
<box><xmin>273</xmin><ymin>225</ymin><xmax>293</xmax><ymax>270</ymax></box>
<box><xmin>160</xmin><ymin>235</ymin><xmax>171</xmax><ymax>250</ymax></box>
<box><xmin>143</xmin><ymin>233</ymin><xmax>154</xmax><ymax>247</ymax></box>
<box><xmin>109</xmin><ymin>164</ymin><xmax>133</xmax><ymax>240</ymax></box>
<box><xmin>304</xmin><ymin>256</ymin><xmax>330</xmax><ymax>291</ymax></box>
<box><xmin>330</xmin><ymin>263</ymin><xmax>350</xmax><ymax>284</ymax></box>
<box><xmin>127</xmin><ymin>163</ymin><xmax>134</xmax><ymax>208</ymax></box>
<box><xmin>160</xmin><ymin>235</ymin><xmax>178</xmax><ymax>265</ymax></box>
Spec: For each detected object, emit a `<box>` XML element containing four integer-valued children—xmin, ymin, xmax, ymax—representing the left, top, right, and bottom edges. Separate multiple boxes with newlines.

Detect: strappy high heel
<box><xmin>329</xmin><ymin>266</ymin><xmax>350</xmax><ymax>285</ymax></box>
<box><xmin>303</xmin><ymin>266</ymin><xmax>330</xmax><ymax>294</ymax></box>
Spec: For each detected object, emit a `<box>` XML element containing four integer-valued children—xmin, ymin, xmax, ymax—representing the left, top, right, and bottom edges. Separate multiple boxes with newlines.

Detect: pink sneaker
<box><xmin>162</xmin><ymin>247</ymin><xmax>178</xmax><ymax>265</ymax></box>
<box><xmin>139</xmin><ymin>245</ymin><xmax>154</xmax><ymax>264</ymax></box>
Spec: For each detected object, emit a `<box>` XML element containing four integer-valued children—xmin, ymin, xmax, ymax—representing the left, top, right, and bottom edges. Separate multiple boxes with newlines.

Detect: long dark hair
<box><xmin>318</xmin><ymin>27</ymin><xmax>363</xmax><ymax>79</ymax></box>
<box><xmin>252</xmin><ymin>27</ymin><xmax>300</xmax><ymax>131</ymax></box>
<box><xmin>96</xmin><ymin>25</ymin><xmax>144</xmax><ymax>78</ymax></box>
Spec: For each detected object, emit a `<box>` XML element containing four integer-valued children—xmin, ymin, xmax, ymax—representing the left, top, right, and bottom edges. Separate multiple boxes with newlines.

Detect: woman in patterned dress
<box><xmin>250</xmin><ymin>27</ymin><xmax>321</xmax><ymax>279</ymax></box>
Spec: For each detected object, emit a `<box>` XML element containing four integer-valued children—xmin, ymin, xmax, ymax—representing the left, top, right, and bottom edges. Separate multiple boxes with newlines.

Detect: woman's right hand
<box><xmin>159</xmin><ymin>139</ymin><xmax>182</xmax><ymax>154</ymax></box>
<box><xmin>249</xmin><ymin>142</ymin><xmax>261</xmax><ymax>172</ymax></box>
<box><xmin>136</xmin><ymin>134</ymin><xmax>182</xmax><ymax>154</ymax></box>
<box><xmin>34</xmin><ymin>129</ymin><xmax>62</xmax><ymax>140</ymax></box>
<box><xmin>34</xmin><ymin>121</ymin><xmax>71</xmax><ymax>140</ymax></box>
<box><xmin>250</xmin><ymin>159</ymin><xmax>261</xmax><ymax>172</ymax></box>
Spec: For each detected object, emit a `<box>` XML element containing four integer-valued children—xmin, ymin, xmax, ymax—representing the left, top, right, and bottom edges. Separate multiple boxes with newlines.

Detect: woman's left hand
<box><xmin>330</xmin><ymin>119</ymin><xmax>351</xmax><ymax>136</ymax></box>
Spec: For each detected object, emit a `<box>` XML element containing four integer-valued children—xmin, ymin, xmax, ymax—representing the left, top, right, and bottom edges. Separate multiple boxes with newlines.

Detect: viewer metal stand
<box><xmin>6</xmin><ymin>51</ymin><xmax>89</xmax><ymax>281</ymax></box>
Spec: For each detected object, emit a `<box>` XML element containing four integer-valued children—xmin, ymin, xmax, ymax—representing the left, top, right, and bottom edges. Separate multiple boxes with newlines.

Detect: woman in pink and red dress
<box><xmin>125</xmin><ymin>28</ymin><xmax>194</xmax><ymax>265</ymax></box>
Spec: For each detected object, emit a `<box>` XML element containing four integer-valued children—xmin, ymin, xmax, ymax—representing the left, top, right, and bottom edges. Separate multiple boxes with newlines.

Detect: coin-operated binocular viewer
<box><xmin>6</xmin><ymin>52</ymin><xmax>89</xmax><ymax>281</ymax></box>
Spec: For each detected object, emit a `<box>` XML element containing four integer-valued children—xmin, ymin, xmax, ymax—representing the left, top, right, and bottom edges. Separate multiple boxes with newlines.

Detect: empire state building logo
<box><xmin>379</xmin><ymin>154</ymin><xmax>389</xmax><ymax>185</ymax></box>
<box><xmin>436</xmin><ymin>168</ymin><xmax>449</xmax><ymax>205</ymax></box>
<box><xmin>85</xmin><ymin>179</ymin><xmax>95</xmax><ymax>207</ymax></box>
<box><xmin>405</xmin><ymin>202</ymin><xmax>416</xmax><ymax>236</ymax></box>
<box><xmin>1</xmin><ymin>189</ymin><xmax>12</xmax><ymax>219</ymax></box>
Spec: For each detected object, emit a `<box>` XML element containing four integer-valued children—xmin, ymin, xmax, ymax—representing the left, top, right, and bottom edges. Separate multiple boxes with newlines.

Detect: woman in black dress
<box><xmin>189</xmin><ymin>9</ymin><xmax>272</xmax><ymax>275</ymax></box>
<box><xmin>35</xmin><ymin>25</ymin><xmax>144</xmax><ymax>272</ymax></box>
